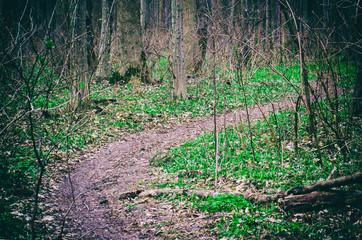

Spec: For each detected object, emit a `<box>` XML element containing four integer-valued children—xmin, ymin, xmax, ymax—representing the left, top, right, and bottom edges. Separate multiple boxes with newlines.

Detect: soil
<box><xmin>47</xmin><ymin>97</ymin><xmax>296</xmax><ymax>240</ymax></box>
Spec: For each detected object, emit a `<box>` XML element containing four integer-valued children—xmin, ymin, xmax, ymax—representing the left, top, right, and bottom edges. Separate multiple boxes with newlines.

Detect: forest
<box><xmin>0</xmin><ymin>0</ymin><xmax>361</xmax><ymax>239</ymax></box>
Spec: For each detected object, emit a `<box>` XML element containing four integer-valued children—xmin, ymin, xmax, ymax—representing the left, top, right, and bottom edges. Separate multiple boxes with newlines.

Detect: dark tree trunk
<box><xmin>86</xmin><ymin>0</ymin><xmax>96</xmax><ymax>71</ymax></box>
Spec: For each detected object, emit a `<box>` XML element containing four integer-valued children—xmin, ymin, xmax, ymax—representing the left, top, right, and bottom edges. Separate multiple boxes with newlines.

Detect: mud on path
<box><xmin>51</xmin><ymin>98</ymin><xmax>295</xmax><ymax>239</ymax></box>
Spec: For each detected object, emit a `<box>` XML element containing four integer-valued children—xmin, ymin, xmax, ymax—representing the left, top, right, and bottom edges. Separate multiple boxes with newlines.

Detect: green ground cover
<box><xmin>1</xmin><ymin>58</ymin><xmax>358</xmax><ymax>238</ymax></box>
<box><xmin>152</xmin><ymin>106</ymin><xmax>361</xmax><ymax>238</ymax></box>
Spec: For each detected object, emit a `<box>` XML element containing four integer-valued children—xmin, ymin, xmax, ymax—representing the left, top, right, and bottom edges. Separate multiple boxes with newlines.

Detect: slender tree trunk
<box><xmin>352</xmin><ymin>56</ymin><xmax>362</xmax><ymax>117</ymax></box>
<box><xmin>265</xmin><ymin>0</ymin><xmax>270</xmax><ymax>48</ymax></box>
<box><xmin>68</xmin><ymin>0</ymin><xmax>90</xmax><ymax>112</ymax></box>
<box><xmin>86</xmin><ymin>0</ymin><xmax>96</xmax><ymax>71</ymax></box>
<box><xmin>141</xmin><ymin>0</ymin><xmax>146</xmax><ymax>37</ymax></box>
<box><xmin>227</xmin><ymin>0</ymin><xmax>236</xmax><ymax>69</ymax></box>
<box><xmin>109</xmin><ymin>0</ymin><xmax>117</xmax><ymax>64</ymax></box>
<box><xmin>228</xmin><ymin>0</ymin><xmax>235</xmax><ymax>30</ymax></box>
<box><xmin>213</xmin><ymin>45</ymin><xmax>218</xmax><ymax>186</ymax></box>
<box><xmin>165</xmin><ymin>0</ymin><xmax>171</xmax><ymax>28</ymax></box>
<box><xmin>275</xmin><ymin>0</ymin><xmax>281</xmax><ymax>49</ymax></box>
<box><xmin>172</xmin><ymin>0</ymin><xmax>187</xmax><ymax>98</ymax></box>
<box><xmin>194</xmin><ymin>0</ymin><xmax>208</xmax><ymax>73</ymax></box>
<box><xmin>285</xmin><ymin>0</ymin><xmax>322</xmax><ymax>163</ymax></box>
<box><xmin>0</xmin><ymin>0</ymin><xmax>2</xmax><ymax>18</ymax></box>
<box><xmin>351</xmin><ymin>4</ymin><xmax>362</xmax><ymax>116</ymax></box>
<box><xmin>96</xmin><ymin>0</ymin><xmax>111</xmax><ymax>80</ymax></box>
<box><xmin>158</xmin><ymin>0</ymin><xmax>165</xmax><ymax>30</ymax></box>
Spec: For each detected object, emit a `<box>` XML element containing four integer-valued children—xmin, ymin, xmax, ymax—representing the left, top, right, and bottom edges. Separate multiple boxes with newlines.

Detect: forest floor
<box><xmin>46</xmin><ymin>98</ymin><xmax>295</xmax><ymax>239</ymax></box>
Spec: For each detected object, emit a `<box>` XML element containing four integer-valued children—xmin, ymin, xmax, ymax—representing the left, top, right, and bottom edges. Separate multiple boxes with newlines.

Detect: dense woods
<box><xmin>0</xmin><ymin>0</ymin><xmax>361</xmax><ymax>239</ymax></box>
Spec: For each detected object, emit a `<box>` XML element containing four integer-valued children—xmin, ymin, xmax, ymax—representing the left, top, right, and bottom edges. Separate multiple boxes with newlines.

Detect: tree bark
<box><xmin>158</xmin><ymin>0</ymin><xmax>165</xmax><ymax>30</ymax></box>
<box><xmin>265</xmin><ymin>0</ymin><xmax>270</xmax><ymax>47</ymax></box>
<box><xmin>283</xmin><ymin>190</ymin><xmax>362</xmax><ymax>211</ymax></box>
<box><xmin>285</xmin><ymin>170</ymin><xmax>362</xmax><ymax>196</ymax></box>
<box><xmin>183</xmin><ymin>0</ymin><xmax>200</xmax><ymax>73</ymax></box>
<box><xmin>351</xmin><ymin>4</ymin><xmax>362</xmax><ymax>116</ymax></box>
<box><xmin>172</xmin><ymin>0</ymin><xmax>187</xmax><ymax>99</ymax></box>
<box><xmin>115</xmin><ymin>0</ymin><xmax>143</xmax><ymax>75</ymax></box>
<box><xmin>96</xmin><ymin>0</ymin><xmax>111</xmax><ymax>80</ymax></box>
<box><xmin>68</xmin><ymin>0</ymin><xmax>90</xmax><ymax>111</ymax></box>
<box><xmin>141</xmin><ymin>0</ymin><xmax>146</xmax><ymax>37</ymax></box>
<box><xmin>194</xmin><ymin>0</ymin><xmax>208</xmax><ymax>73</ymax></box>
<box><xmin>86</xmin><ymin>0</ymin><xmax>96</xmax><ymax>71</ymax></box>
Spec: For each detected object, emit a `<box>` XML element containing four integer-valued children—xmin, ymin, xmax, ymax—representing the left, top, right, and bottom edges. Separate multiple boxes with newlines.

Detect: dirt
<box><xmin>45</xmin><ymin>96</ymin><xmax>298</xmax><ymax>240</ymax></box>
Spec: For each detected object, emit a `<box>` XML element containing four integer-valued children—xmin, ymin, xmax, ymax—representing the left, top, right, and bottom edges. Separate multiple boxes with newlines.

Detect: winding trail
<box><xmin>54</xmin><ymin>98</ymin><xmax>295</xmax><ymax>239</ymax></box>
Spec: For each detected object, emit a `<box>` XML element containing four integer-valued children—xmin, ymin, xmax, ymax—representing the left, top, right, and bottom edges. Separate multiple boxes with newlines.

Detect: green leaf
<box><xmin>38</xmin><ymin>56</ymin><xmax>45</xmax><ymax>63</ymax></box>
<box><xmin>45</xmin><ymin>40</ymin><xmax>55</xmax><ymax>49</ymax></box>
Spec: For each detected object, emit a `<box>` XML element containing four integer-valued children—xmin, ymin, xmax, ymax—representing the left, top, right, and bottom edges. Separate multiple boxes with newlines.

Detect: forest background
<box><xmin>0</xmin><ymin>0</ymin><xmax>361</xmax><ymax>239</ymax></box>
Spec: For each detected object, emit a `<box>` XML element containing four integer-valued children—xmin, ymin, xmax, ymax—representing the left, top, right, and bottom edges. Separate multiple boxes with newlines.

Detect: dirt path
<box><xmin>52</xmin><ymin>98</ymin><xmax>294</xmax><ymax>239</ymax></box>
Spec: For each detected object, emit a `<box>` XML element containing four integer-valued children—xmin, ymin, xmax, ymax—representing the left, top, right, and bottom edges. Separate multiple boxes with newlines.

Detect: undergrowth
<box><xmin>153</xmin><ymin>105</ymin><xmax>361</xmax><ymax>239</ymax></box>
<box><xmin>0</xmin><ymin>58</ymin><xmax>358</xmax><ymax>238</ymax></box>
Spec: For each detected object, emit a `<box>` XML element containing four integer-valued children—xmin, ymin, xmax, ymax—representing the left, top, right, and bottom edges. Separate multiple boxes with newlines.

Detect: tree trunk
<box><xmin>351</xmin><ymin>5</ymin><xmax>362</xmax><ymax>116</ymax></box>
<box><xmin>158</xmin><ymin>0</ymin><xmax>165</xmax><ymax>30</ymax></box>
<box><xmin>115</xmin><ymin>0</ymin><xmax>142</xmax><ymax>75</ymax></box>
<box><xmin>141</xmin><ymin>0</ymin><xmax>146</xmax><ymax>36</ymax></box>
<box><xmin>68</xmin><ymin>0</ymin><xmax>90</xmax><ymax>111</ymax></box>
<box><xmin>78</xmin><ymin>0</ymin><xmax>90</xmax><ymax>108</ymax></box>
<box><xmin>86</xmin><ymin>0</ymin><xmax>96</xmax><ymax>71</ymax></box>
<box><xmin>112</xmin><ymin>0</ymin><xmax>151</xmax><ymax>84</ymax></box>
<box><xmin>0</xmin><ymin>0</ymin><xmax>2</xmax><ymax>19</ymax></box>
<box><xmin>227</xmin><ymin>0</ymin><xmax>236</xmax><ymax>69</ymax></box>
<box><xmin>96</xmin><ymin>0</ymin><xmax>111</xmax><ymax>80</ymax></box>
<box><xmin>265</xmin><ymin>0</ymin><xmax>270</xmax><ymax>48</ymax></box>
<box><xmin>172</xmin><ymin>0</ymin><xmax>187</xmax><ymax>99</ymax></box>
<box><xmin>275</xmin><ymin>0</ymin><xmax>281</xmax><ymax>49</ymax></box>
<box><xmin>352</xmin><ymin>55</ymin><xmax>362</xmax><ymax>117</ymax></box>
<box><xmin>183</xmin><ymin>0</ymin><xmax>200</xmax><ymax>73</ymax></box>
<box><xmin>194</xmin><ymin>0</ymin><xmax>208</xmax><ymax>73</ymax></box>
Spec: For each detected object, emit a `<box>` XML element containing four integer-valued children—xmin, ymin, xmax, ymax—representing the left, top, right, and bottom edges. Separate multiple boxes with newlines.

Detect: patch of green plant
<box><xmin>217</xmin><ymin>204</ymin><xmax>286</xmax><ymax>238</ymax></box>
<box><xmin>0</xmin><ymin>210</ymin><xmax>29</xmax><ymax>239</ymax></box>
<box><xmin>162</xmin><ymin>105</ymin><xmax>361</xmax><ymax>189</ymax></box>
<box><xmin>193</xmin><ymin>194</ymin><xmax>252</xmax><ymax>213</ymax></box>
<box><xmin>87</xmin><ymin>61</ymin><xmax>307</xmax><ymax>140</ymax></box>
<box><xmin>89</xmin><ymin>57</ymin><xmax>359</xmax><ymax>154</ymax></box>
<box><xmin>154</xmin><ymin>99</ymin><xmax>361</xmax><ymax>238</ymax></box>
<box><xmin>218</xmin><ymin>206</ymin><xmax>362</xmax><ymax>239</ymax></box>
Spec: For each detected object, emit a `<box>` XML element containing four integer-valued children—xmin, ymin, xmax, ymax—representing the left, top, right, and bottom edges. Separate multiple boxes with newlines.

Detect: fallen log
<box><xmin>282</xmin><ymin>190</ymin><xmax>362</xmax><ymax>211</ymax></box>
<box><xmin>91</xmin><ymin>98</ymin><xmax>117</xmax><ymax>106</ymax></box>
<box><xmin>119</xmin><ymin>171</ymin><xmax>362</xmax><ymax>211</ymax></box>
<box><xmin>139</xmin><ymin>188</ymin><xmax>223</xmax><ymax>198</ymax></box>
<box><xmin>119</xmin><ymin>190</ymin><xmax>143</xmax><ymax>200</ymax></box>
<box><xmin>285</xmin><ymin>170</ymin><xmax>362</xmax><ymax>196</ymax></box>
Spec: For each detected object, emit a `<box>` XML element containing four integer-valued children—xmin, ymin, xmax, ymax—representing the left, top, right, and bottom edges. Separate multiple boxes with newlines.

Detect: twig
<box><xmin>326</xmin><ymin>167</ymin><xmax>337</xmax><ymax>181</ymax></box>
<box><xmin>77</xmin><ymin>227</ymin><xmax>104</xmax><ymax>239</ymax></box>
